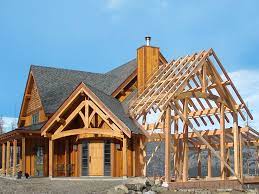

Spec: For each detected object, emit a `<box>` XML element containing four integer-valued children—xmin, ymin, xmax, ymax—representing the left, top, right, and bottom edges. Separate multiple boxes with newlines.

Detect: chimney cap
<box><xmin>145</xmin><ymin>36</ymin><xmax>151</xmax><ymax>46</ymax></box>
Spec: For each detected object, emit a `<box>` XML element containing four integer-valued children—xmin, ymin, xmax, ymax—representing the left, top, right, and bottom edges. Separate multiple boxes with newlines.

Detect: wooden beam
<box><xmin>2</xmin><ymin>143</ymin><xmax>5</xmax><ymax>175</ymax></box>
<box><xmin>182</xmin><ymin>98</ymin><xmax>189</xmax><ymax>182</ymax></box>
<box><xmin>207</xmin><ymin>145</ymin><xmax>212</xmax><ymax>178</ymax></box>
<box><xmin>6</xmin><ymin>141</ymin><xmax>10</xmax><ymax>176</ymax></box>
<box><xmin>52</xmin><ymin>128</ymin><xmax>123</xmax><ymax>140</ymax></box>
<box><xmin>197</xmin><ymin>148</ymin><xmax>201</xmax><ymax>177</ymax></box>
<box><xmin>64</xmin><ymin>139</ymin><xmax>69</xmax><ymax>177</ymax></box>
<box><xmin>22</xmin><ymin>137</ymin><xmax>26</xmax><ymax>175</ymax></box>
<box><xmin>132</xmin><ymin>137</ymin><xmax>136</xmax><ymax>177</ymax></box>
<box><xmin>54</xmin><ymin>101</ymin><xmax>85</xmax><ymax>135</ymax></box>
<box><xmin>49</xmin><ymin>139</ymin><xmax>53</xmax><ymax>177</ymax></box>
<box><xmin>171</xmin><ymin>102</ymin><xmax>240</xmax><ymax>181</ymax></box>
<box><xmin>13</xmin><ymin>139</ymin><xmax>17</xmax><ymax>177</ymax></box>
<box><xmin>165</xmin><ymin>106</ymin><xmax>171</xmax><ymax>183</ymax></box>
<box><xmin>233</xmin><ymin>112</ymin><xmax>240</xmax><ymax>177</ymax></box>
<box><xmin>173</xmin><ymin>119</ymin><xmax>179</xmax><ymax>181</ymax></box>
<box><xmin>123</xmin><ymin>136</ymin><xmax>127</xmax><ymax>178</ymax></box>
<box><xmin>220</xmin><ymin>104</ymin><xmax>226</xmax><ymax>180</ymax></box>
<box><xmin>111</xmin><ymin>142</ymin><xmax>115</xmax><ymax>177</ymax></box>
<box><xmin>202</xmin><ymin>63</ymin><xmax>207</xmax><ymax>93</ymax></box>
<box><xmin>226</xmin><ymin>148</ymin><xmax>230</xmax><ymax>177</ymax></box>
<box><xmin>240</xmin><ymin>133</ymin><xmax>243</xmax><ymax>181</ymax></box>
<box><xmin>211</xmin><ymin>50</ymin><xmax>253</xmax><ymax>120</ymax></box>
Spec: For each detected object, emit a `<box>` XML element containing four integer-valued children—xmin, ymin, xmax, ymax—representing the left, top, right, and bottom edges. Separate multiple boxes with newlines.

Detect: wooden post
<box><xmin>139</xmin><ymin>136</ymin><xmax>146</xmax><ymax>177</ymax></box>
<box><xmin>239</xmin><ymin>135</ymin><xmax>243</xmax><ymax>181</ymax></box>
<box><xmin>111</xmin><ymin>142</ymin><xmax>115</xmax><ymax>177</ymax></box>
<box><xmin>2</xmin><ymin>143</ymin><xmax>5</xmax><ymax>175</ymax></box>
<box><xmin>226</xmin><ymin>147</ymin><xmax>230</xmax><ymax>177</ymax></box>
<box><xmin>207</xmin><ymin>143</ymin><xmax>212</xmax><ymax>178</ymax></box>
<box><xmin>77</xmin><ymin>143</ymin><xmax>82</xmax><ymax>176</ymax></box>
<box><xmin>49</xmin><ymin>139</ymin><xmax>53</xmax><ymax>177</ymax></box>
<box><xmin>6</xmin><ymin>141</ymin><xmax>10</xmax><ymax>176</ymax></box>
<box><xmin>123</xmin><ymin>136</ymin><xmax>128</xmax><ymax>178</ymax></box>
<box><xmin>173</xmin><ymin>118</ymin><xmax>179</xmax><ymax>181</ymax></box>
<box><xmin>220</xmin><ymin>104</ymin><xmax>226</xmax><ymax>180</ymax></box>
<box><xmin>197</xmin><ymin>148</ymin><xmax>201</xmax><ymax>178</ymax></box>
<box><xmin>21</xmin><ymin>137</ymin><xmax>26</xmax><ymax>175</ymax></box>
<box><xmin>183</xmin><ymin>99</ymin><xmax>189</xmax><ymax>182</ymax></box>
<box><xmin>233</xmin><ymin>112</ymin><xmax>240</xmax><ymax>177</ymax></box>
<box><xmin>13</xmin><ymin>139</ymin><xmax>17</xmax><ymax>177</ymax></box>
<box><xmin>64</xmin><ymin>139</ymin><xmax>69</xmax><ymax>177</ymax></box>
<box><xmin>132</xmin><ymin>136</ymin><xmax>136</xmax><ymax>177</ymax></box>
<box><xmin>165</xmin><ymin>106</ymin><xmax>171</xmax><ymax>183</ymax></box>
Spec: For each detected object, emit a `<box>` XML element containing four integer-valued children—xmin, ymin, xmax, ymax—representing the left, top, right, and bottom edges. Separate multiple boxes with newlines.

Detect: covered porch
<box><xmin>0</xmin><ymin>130</ymin><xmax>49</xmax><ymax>177</ymax></box>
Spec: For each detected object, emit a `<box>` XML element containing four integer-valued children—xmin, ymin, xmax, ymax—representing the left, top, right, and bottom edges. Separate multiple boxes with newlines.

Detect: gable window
<box><xmin>32</xmin><ymin>112</ymin><xmax>39</xmax><ymax>124</ymax></box>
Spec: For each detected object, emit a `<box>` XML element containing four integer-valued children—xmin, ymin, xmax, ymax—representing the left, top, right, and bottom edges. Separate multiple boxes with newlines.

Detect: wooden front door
<box><xmin>88</xmin><ymin>141</ymin><xmax>104</xmax><ymax>176</ymax></box>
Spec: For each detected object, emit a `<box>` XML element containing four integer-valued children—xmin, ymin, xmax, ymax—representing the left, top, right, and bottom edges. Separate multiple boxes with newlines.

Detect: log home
<box><xmin>1</xmin><ymin>37</ymin><xmax>259</xmax><ymax>188</ymax></box>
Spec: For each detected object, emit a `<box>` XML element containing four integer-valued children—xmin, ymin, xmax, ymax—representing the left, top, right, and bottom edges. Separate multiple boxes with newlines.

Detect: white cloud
<box><xmin>2</xmin><ymin>117</ymin><xmax>18</xmax><ymax>133</ymax></box>
<box><xmin>228</xmin><ymin>69</ymin><xmax>259</xmax><ymax>129</ymax></box>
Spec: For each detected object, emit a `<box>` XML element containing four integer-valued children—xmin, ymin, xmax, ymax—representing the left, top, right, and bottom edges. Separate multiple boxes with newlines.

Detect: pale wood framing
<box><xmin>129</xmin><ymin>48</ymin><xmax>255</xmax><ymax>184</ymax></box>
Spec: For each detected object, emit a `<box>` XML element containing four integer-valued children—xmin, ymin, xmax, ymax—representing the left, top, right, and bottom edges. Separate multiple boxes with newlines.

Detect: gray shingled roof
<box><xmin>31</xmin><ymin>59</ymin><xmax>141</xmax><ymax>134</ymax></box>
<box><xmin>31</xmin><ymin>59</ymin><xmax>136</xmax><ymax>114</ymax></box>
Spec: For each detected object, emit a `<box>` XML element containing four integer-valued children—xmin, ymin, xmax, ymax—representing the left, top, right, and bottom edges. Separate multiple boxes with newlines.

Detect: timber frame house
<box><xmin>0</xmin><ymin>37</ymin><xmax>259</xmax><ymax>187</ymax></box>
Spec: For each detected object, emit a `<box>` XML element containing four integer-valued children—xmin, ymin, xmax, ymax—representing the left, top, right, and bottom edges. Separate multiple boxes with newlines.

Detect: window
<box><xmin>104</xmin><ymin>141</ymin><xmax>111</xmax><ymax>176</ymax></box>
<box><xmin>32</xmin><ymin>112</ymin><xmax>39</xmax><ymax>124</ymax></box>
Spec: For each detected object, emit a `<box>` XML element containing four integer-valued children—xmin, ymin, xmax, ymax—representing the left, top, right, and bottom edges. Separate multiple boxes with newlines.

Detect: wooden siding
<box><xmin>137</xmin><ymin>46</ymin><xmax>160</xmax><ymax>94</ymax></box>
<box><xmin>26</xmin><ymin>81</ymin><xmax>42</xmax><ymax>115</ymax></box>
<box><xmin>19</xmin><ymin>73</ymin><xmax>48</xmax><ymax>127</ymax></box>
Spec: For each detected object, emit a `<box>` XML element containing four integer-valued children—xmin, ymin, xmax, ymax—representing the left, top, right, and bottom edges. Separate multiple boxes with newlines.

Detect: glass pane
<box><xmin>104</xmin><ymin>141</ymin><xmax>111</xmax><ymax>176</ymax></box>
<box><xmin>81</xmin><ymin>141</ymin><xmax>88</xmax><ymax>176</ymax></box>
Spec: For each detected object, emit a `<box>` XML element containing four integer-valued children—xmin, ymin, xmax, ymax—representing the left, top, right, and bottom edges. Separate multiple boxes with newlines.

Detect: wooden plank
<box><xmin>22</xmin><ymin>138</ymin><xmax>26</xmax><ymax>175</ymax></box>
<box><xmin>2</xmin><ymin>143</ymin><xmax>5</xmax><ymax>174</ymax></box>
<box><xmin>6</xmin><ymin>141</ymin><xmax>10</xmax><ymax>175</ymax></box>
<box><xmin>165</xmin><ymin>106</ymin><xmax>171</xmax><ymax>183</ymax></box>
<box><xmin>49</xmin><ymin>139</ymin><xmax>53</xmax><ymax>177</ymax></box>
<box><xmin>13</xmin><ymin>139</ymin><xmax>17</xmax><ymax>177</ymax></box>
<box><xmin>123</xmin><ymin>136</ymin><xmax>128</xmax><ymax>177</ymax></box>
<box><xmin>220</xmin><ymin>104</ymin><xmax>226</xmax><ymax>180</ymax></box>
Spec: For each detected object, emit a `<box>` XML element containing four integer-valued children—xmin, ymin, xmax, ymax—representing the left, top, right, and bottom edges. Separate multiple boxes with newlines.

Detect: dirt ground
<box><xmin>0</xmin><ymin>177</ymin><xmax>125</xmax><ymax>194</ymax></box>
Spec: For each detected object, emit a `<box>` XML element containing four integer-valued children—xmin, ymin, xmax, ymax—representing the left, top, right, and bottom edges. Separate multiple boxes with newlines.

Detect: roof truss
<box><xmin>129</xmin><ymin>48</ymin><xmax>252</xmax><ymax>127</ymax></box>
<box><xmin>41</xmin><ymin>83</ymin><xmax>131</xmax><ymax>139</ymax></box>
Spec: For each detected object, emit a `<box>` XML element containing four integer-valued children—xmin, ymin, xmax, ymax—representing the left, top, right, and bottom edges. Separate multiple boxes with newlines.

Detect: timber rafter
<box><xmin>41</xmin><ymin>83</ymin><xmax>131</xmax><ymax>140</ymax></box>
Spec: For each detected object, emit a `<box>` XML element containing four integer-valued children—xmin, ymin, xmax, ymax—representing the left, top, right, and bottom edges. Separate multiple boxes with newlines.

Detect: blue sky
<box><xmin>0</xmin><ymin>0</ymin><xmax>259</xmax><ymax>125</ymax></box>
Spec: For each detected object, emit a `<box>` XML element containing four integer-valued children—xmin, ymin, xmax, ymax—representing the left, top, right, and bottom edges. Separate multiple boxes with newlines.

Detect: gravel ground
<box><xmin>0</xmin><ymin>177</ymin><xmax>125</xmax><ymax>194</ymax></box>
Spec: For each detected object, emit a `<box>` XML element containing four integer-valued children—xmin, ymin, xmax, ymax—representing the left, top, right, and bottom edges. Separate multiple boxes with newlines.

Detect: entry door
<box><xmin>89</xmin><ymin>141</ymin><xmax>104</xmax><ymax>176</ymax></box>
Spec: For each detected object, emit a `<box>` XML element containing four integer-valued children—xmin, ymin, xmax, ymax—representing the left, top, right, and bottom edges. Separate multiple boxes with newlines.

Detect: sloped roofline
<box><xmin>17</xmin><ymin>67</ymin><xmax>46</xmax><ymax>127</ymax></box>
<box><xmin>41</xmin><ymin>82</ymin><xmax>133</xmax><ymax>138</ymax></box>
